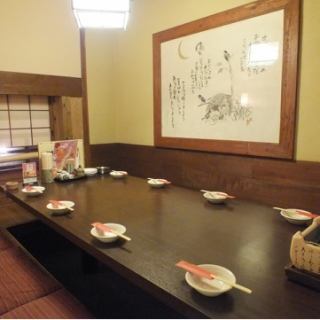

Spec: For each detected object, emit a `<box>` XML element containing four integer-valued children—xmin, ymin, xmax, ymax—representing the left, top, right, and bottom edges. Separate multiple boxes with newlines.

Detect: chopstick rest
<box><xmin>176</xmin><ymin>260</ymin><xmax>252</xmax><ymax>294</ymax></box>
<box><xmin>92</xmin><ymin>222</ymin><xmax>131</xmax><ymax>241</ymax></box>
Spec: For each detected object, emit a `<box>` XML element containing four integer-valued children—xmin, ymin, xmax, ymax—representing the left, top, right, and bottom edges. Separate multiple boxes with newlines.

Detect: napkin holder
<box><xmin>41</xmin><ymin>152</ymin><xmax>53</xmax><ymax>183</ymax></box>
<box><xmin>285</xmin><ymin>217</ymin><xmax>320</xmax><ymax>291</ymax></box>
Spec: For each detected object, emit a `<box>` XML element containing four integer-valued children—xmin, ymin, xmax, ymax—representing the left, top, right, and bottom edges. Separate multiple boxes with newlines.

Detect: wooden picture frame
<box><xmin>153</xmin><ymin>0</ymin><xmax>300</xmax><ymax>159</ymax></box>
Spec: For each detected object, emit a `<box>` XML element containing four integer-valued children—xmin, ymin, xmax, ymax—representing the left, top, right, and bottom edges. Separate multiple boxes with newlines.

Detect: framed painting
<box><xmin>153</xmin><ymin>0</ymin><xmax>300</xmax><ymax>159</ymax></box>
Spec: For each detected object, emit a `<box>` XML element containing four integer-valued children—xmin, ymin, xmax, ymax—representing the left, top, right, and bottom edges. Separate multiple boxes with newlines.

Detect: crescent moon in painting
<box><xmin>178</xmin><ymin>41</ymin><xmax>189</xmax><ymax>60</ymax></box>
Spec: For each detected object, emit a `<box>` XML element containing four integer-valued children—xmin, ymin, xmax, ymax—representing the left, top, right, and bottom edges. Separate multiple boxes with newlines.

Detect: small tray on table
<box><xmin>285</xmin><ymin>264</ymin><xmax>320</xmax><ymax>291</ymax></box>
<box><xmin>54</xmin><ymin>175</ymin><xmax>87</xmax><ymax>183</ymax></box>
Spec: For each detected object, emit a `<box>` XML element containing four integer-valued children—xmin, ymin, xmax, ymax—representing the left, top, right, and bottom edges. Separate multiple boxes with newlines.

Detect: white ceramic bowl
<box><xmin>280</xmin><ymin>208</ymin><xmax>312</xmax><ymax>225</ymax></box>
<box><xmin>148</xmin><ymin>179</ymin><xmax>166</xmax><ymax>188</ymax></box>
<box><xmin>203</xmin><ymin>191</ymin><xmax>227</xmax><ymax>204</ymax></box>
<box><xmin>84</xmin><ymin>168</ymin><xmax>98</xmax><ymax>176</ymax></box>
<box><xmin>110</xmin><ymin>171</ymin><xmax>128</xmax><ymax>179</ymax></box>
<box><xmin>22</xmin><ymin>186</ymin><xmax>45</xmax><ymax>196</ymax></box>
<box><xmin>46</xmin><ymin>201</ymin><xmax>75</xmax><ymax>214</ymax></box>
<box><xmin>185</xmin><ymin>264</ymin><xmax>236</xmax><ymax>297</ymax></box>
<box><xmin>90</xmin><ymin>223</ymin><xmax>126</xmax><ymax>243</ymax></box>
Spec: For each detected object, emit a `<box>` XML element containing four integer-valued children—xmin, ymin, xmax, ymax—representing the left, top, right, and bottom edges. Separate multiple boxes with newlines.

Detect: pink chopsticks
<box><xmin>200</xmin><ymin>190</ymin><xmax>235</xmax><ymax>198</ymax></box>
<box><xmin>176</xmin><ymin>260</ymin><xmax>212</xmax><ymax>279</ymax></box>
<box><xmin>216</xmin><ymin>192</ymin><xmax>235</xmax><ymax>199</ymax></box>
<box><xmin>273</xmin><ymin>207</ymin><xmax>318</xmax><ymax>218</ymax></box>
<box><xmin>296</xmin><ymin>210</ymin><xmax>318</xmax><ymax>219</ymax></box>
<box><xmin>176</xmin><ymin>260</ymin><xmax>252</xmax><ymax>294</ymax></box>
<box><xmin>49</xmin><ymin>200</ymin><xmax>74</xmax><ymax>211</ymax></box>
<box><xmin>49</xmin><ymin>200</ymin><xmax>61</xmax><ymax>209</ymax></box>
<box><xmin>92</xmin><ymin>222</ymin><xmax>131</xmax><ymax>241</ymax></box>
<box><xmin>158</xmin><ymin>179</ymin><xmax>171</xmax><ymax>184</ymax></box>
<box><xmin>147</xmin><ymin>178</ymin><xmax>171</xmax><ymax>184</ymax></box>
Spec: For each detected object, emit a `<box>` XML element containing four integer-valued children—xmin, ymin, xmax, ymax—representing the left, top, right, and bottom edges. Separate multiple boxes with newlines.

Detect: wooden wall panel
<box><xmin>90</xmin><ymin>143</ymin><xmax>320</xmax><ymax>212</ymax></box>
<box><xmin>49</xmin><ymin>97</ymin><xmax>64</xmax><ymax>141</ymax></box>
<box><xmin>89</xmin><ymin>144</ymin><xmax>118</xmax><ymax>168</ymax></box>
<box><xmin>62</xmin><ymin>97</ymin><xmax>84</xmax><ymax>140</ymax></box>
<box><xmin>49</xmin><ymin>97</ymin><xmax>83</xmax><ymax>141</ymax></box>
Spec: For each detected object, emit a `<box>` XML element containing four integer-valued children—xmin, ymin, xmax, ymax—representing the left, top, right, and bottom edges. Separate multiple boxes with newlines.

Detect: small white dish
<box><xmin>203</xmin><ymin>191</ymin><xmax>227</xmax><ymax>204</ymax></box>
<box><xmin>280</xmin><ymin>208</ymin><xmax>312</xmax><ymax>225</ymax></box>
<box><xmin>22</xmin><ymin>186</ymin><xmax>45</xmax><ymax>196</ymax></box>
<box><xmin>148</xmin><ymin>179</ymin><xmax>166</xmax><ymax>188</ymax></box>
<box><xmin>185</xmin><ymin>264</ymin><xmax>236</xmax><ymax>297</ymax></box>
<box><xmin>84</xmin><ymin>168</ymin><xmax>98</xmax><ymax>176</ymax></box>
<box><xmin>110</xmin><ymin>171</ymin><xmax>128</xmax><ymax>179</ymax></box>
<box><xmin>90</xmin><ymin>223</ymin><xmax>126</xmax><ymax>243</ymax></box>
<box><xmin>46</xmin><ymin>201</ymin><xmax>75</xmax><ymax>214</ymax></box>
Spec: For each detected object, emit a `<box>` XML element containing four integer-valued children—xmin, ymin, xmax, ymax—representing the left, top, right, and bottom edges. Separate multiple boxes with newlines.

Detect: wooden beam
<box><xmin>0</xmin><ymin>71</ymin><xmax>82</xmax><ymax>97</ymax></box>
<box><xmin>80</xmin><ymin>29</ymin><xmax>91</xmax><ymax>166</ymax></box>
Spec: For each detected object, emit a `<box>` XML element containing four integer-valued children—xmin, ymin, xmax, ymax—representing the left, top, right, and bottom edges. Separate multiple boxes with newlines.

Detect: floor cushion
<box><xmin>1</xmin><ymin>289</ymin><xmax>92</xmax><ymax>319</ymax></box>
<box><xmin>0</xmin><ymin>247</ymin><xmax>61</xmax><ymax>315</ymax></box>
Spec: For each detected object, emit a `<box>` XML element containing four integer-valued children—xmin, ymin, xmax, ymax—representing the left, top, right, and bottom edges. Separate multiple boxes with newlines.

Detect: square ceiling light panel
<box><xmin>72</xmin><ymin>0</ymin><xmax>130</xmax><ymax>29</ymax></box>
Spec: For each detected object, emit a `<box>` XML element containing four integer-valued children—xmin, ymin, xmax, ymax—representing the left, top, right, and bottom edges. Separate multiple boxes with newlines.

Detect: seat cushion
<box><xmin>0</xmin><ymin>248</ymin><xmax>61</xmax><ymax>315</ymax></box>
<box><xmin>1</xmin><ymin>289</ymin><xmax>92</xmax><ymax>319</ymax></box>
<box><xmin>0</xmin><ymin>233</ymin><xmax>12</xmax><ymax>252</ymax></box>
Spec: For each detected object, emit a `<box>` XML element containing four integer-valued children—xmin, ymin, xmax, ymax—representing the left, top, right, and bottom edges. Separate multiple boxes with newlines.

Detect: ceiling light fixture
<box><xmin>72</xmin><ymin>0</ymin><xmax>130</xmax><ymax>29</ymax></box>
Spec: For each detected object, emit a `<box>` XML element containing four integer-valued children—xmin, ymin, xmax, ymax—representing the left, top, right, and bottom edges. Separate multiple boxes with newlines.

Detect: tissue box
<box><xmin>290</xmin><ymin>217</ymin><xmax>320</xmax><ymax>274</ymax></box>
<box><xmin>286</xmin><ymin>217</ymin><xmax>320</xmax><ymax>291</ymax></box>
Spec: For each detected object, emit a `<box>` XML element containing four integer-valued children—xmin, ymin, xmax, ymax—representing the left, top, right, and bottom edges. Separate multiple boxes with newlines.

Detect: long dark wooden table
<box><xmin>6</xmin><ymin>175</ymin><xmax>320</xmax><ymax>318</ymax></box>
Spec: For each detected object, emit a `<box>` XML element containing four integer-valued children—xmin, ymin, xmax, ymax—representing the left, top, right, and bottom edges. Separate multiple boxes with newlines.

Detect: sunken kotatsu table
<box><xmin>6</xmin><ymin>175</ymin><xmax>320</xmax><ymax>318</ymax></box>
